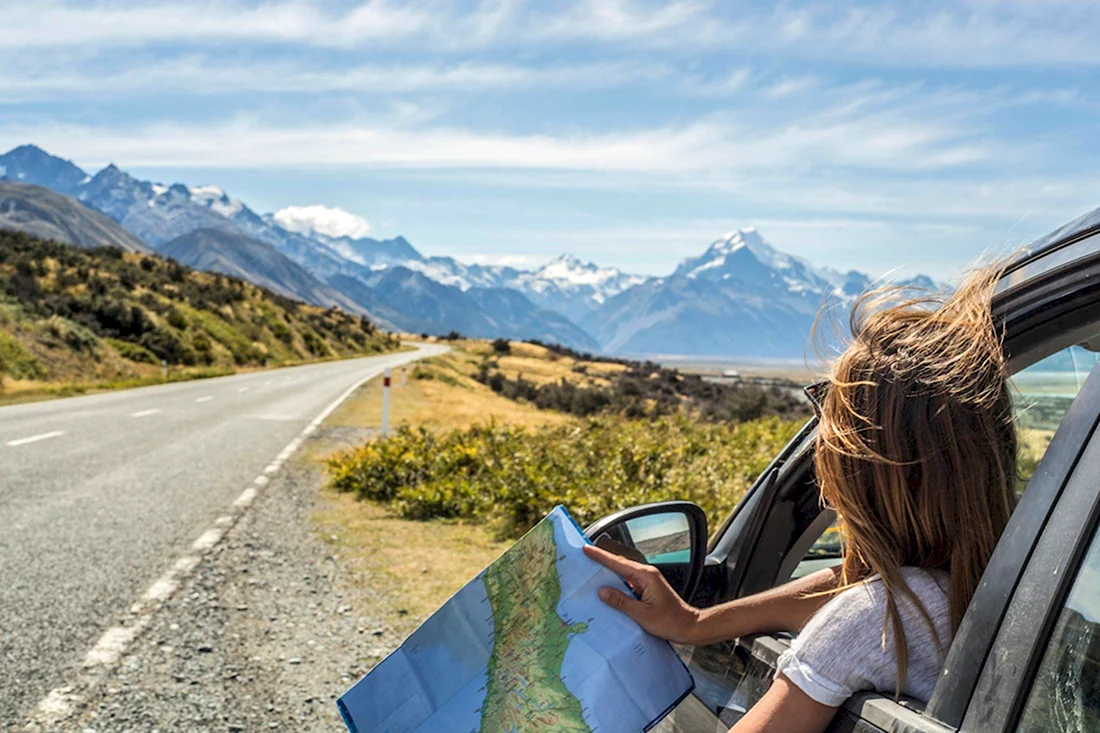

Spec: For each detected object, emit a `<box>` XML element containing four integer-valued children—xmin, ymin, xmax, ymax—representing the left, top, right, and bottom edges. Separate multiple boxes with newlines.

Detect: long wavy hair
<box><xmin>814</xmin><ymin>262</ymin><xmax>1018</xmax><ymax>693</ymax></box>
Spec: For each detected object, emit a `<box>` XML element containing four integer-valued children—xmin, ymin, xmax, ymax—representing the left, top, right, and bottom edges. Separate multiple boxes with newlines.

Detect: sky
<box><xmin>3</xmin><ymin>0</ymin><xmax>1100</xmax><ymax>280</ymax></box>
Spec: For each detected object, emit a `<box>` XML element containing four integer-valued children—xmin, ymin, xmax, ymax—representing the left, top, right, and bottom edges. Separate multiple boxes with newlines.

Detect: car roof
<box><xmin>996</xmin><ymin>204</ymin><xmax>1100</xmax><ymax>298</ymax></box>
<box><xmin>1023</xmin><ymin>203</ymin><xmax>1100</xmax><ymax>261</ymax></box>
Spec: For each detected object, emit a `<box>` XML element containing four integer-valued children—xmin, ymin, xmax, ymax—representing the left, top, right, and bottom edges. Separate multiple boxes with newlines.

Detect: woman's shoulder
<box><xmin>805</xmin><ymin>567</ymin><xmax>950</xmax><ymax>640</ymax></box>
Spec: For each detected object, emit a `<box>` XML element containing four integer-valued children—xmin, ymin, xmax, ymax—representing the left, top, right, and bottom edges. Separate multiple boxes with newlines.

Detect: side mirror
<box><xmin>584</xmin><ymin>501</ymin><xmax>708</xmax><ymax>601</ymax></box>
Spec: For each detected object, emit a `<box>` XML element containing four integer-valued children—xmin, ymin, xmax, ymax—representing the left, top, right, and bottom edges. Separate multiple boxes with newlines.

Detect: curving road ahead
<box><xmin>0</xmin><ymin>343</ymin><xmax>444</xmax><ymax>725</ymax></box>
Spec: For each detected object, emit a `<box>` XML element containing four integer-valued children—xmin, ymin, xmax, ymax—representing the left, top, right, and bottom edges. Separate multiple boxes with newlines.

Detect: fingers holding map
<box><xmin>336</xmin><ymin>506</ymin><xmax>694</xmax><ymax>732</ymax></box>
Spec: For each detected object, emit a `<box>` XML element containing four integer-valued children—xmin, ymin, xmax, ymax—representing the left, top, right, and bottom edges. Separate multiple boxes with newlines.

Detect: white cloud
<box><xmin>0</xmin><ymin>55</ymin><xmax>665</xmax><ymax>102</ymax></box>
<box><xmin>273</xmin><ymin>204</ymin><xmax>372</xmax><ymax>238</ymax></box>
<box><xmin>0</xmin><ymin>95</ymin><xmax>995</xmax><ymax>176</ymax></box>
<box><xmin>3</xmin><ymin>0</ymin><xmax>432</xmax><ymax>49</ymax></box>
<box><xmin>10</xmin><ymin>0</ymin><xmax>1100</xmax><ymax>68</ymax></box>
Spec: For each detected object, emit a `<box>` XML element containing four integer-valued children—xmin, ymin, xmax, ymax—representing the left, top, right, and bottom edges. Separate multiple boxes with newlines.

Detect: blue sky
<box><xmin>3</xmin><ymin>0</ymin><xmax>1099</xmax><ymax>279</ymax></box>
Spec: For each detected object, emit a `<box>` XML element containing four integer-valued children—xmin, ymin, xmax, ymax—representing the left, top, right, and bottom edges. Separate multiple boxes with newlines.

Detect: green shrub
<box><xmin>327</xmin><ymin>415</ymin><xmax>803</xmax><ymax>538</ymax></box>
<box><xmin>166</xmin><ymin>307</ymin><xmax>189</xmax><ymax>330</ymax></box>
<box><xmin>45</xmin><ymin>315</ymin><xmax>100</xmax><ymax>352</ymax></box>
<box><xmin>0</xmin><ymin>330</ymin><xmax>47</xmax><ymax>379</ymax></box>
<box><xmin>107</xmin><ymin>338</ymin><xmax>158</xmax><ymax>364</ymax></box>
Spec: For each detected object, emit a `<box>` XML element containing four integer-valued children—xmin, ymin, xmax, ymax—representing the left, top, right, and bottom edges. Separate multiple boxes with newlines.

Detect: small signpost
<box><xmin>381</xmin><ymin>368</ymin><xmax>392</xmax><ymax>437</ymax></box>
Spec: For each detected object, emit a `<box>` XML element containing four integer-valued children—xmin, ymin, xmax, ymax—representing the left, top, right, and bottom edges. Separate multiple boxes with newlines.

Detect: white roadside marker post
<box><xmin>381</xmin><ymin>368</ymin><xmax>392</xmax><ymax>437</ymax></box>
<box><xmin>161</xmin><ymin>359</ymin><xmax>167</xmax><ymax>379</ymax></box>
<box><xmin>401</xmin><ymin>366</ymin><xmax>407</xmax><ymax>388</ymax></box>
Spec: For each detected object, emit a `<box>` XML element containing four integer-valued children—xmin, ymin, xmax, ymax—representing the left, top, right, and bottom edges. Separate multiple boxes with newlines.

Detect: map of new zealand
<box><xmin>337</xmin><ymin>506</ymin><xmax>694</xmax><ymax>733</ymax></box>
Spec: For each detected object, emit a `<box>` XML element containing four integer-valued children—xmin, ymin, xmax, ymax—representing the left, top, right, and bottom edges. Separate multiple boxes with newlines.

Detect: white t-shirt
<box><xmin>774</xmin><ymin>567</ymin><xmax>953</xmax><ymax>707</ymax></box>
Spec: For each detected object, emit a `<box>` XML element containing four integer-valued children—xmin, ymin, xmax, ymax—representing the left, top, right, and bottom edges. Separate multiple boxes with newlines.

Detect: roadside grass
<box><xmin>325</xmin><ymin>346</ymin><xmax>572</xmax><ymax>433</ymax></box>
<box><xmin>0</xmin><ymin>366</ymin><xmax>236</xmax><ymax>405</ymax></box>
<box><xmin>0</xmin><ymin>343</ymin><xmax>419</xmax><ymax>407</ymax></box>
<box><xmin>313</xmin><ymin>494</ymin><xmax>507</xmax><ymax>635</ymax></box>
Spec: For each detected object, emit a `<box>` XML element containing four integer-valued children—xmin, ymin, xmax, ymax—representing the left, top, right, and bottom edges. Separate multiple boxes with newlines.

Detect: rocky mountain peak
<box><xmin>0</xmin><ymin>144</ymin><xmax>89</xmax><ymax>193</ymax></box>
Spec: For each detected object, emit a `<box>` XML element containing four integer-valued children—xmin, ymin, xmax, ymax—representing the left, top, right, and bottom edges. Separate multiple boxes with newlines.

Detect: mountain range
<box><xmin>0</xmin><ymin>144</ymin><xmax>935</xmax><ymax>358</ymax></box>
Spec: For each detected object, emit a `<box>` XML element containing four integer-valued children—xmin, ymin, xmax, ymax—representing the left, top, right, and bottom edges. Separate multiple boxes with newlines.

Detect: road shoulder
<box><xmin>67</xmin><ymin>424</ymin><xmax>394</xmax><ymax>731</ymax></box>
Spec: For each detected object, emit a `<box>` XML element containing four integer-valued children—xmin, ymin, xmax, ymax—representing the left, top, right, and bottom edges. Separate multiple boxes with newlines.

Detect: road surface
<box><xmin>0</xmin><ymin>344</ymin><xmax>443</xmax><ymax>725</ymax></box>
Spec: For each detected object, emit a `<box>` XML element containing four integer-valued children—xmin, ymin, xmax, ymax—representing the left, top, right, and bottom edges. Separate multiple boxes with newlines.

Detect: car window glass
<box><xmin>1012</xmin><ymin>345</ymin><xmax>1100</xmax><ymax>487</ymax></box>
<box><xmin>790</xmin><ymin>522</ymin><xmax>842</xmax><ymax>580</ymax></box>
<box><xmin>1015</xmin><ymin>524</ymin><xmax>1100</xmax><ymax>732</ymax></box>
<box><xmin>788</xmin><ymin>344</ymin><xmax>1100</xmax><ymax>582</ymax></box>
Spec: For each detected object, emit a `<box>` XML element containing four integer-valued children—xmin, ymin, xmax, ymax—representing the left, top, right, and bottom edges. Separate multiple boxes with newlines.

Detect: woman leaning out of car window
<box><xmin>586</xmin><ymin>261</ymin><xmax>1019</xmax><ymax>733</ymax></box>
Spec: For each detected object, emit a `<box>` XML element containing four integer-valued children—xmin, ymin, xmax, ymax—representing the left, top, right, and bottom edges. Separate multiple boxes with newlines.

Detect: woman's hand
<box><xmin>582</xmin><ymin>543</ymin><xmax>702</xmax><ymax>645</ymax></box>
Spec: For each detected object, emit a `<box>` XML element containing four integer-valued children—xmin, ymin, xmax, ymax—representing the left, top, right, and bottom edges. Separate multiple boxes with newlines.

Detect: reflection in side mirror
<box><xmin>584</xmin><ymin>502</ymin><xmax>707</xmax><ymax>601</ymax></box>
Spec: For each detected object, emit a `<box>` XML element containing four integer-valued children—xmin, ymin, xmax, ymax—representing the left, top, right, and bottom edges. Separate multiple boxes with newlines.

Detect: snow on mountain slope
<box><xmin>188</xmin><ymin>185</ymin><xmax>245</xmax><ymax>219</ymax></box>
<box><xmin>1</xmin><ymin>144</ymin><xmax>948</xmax><ymax>358</ymax></box>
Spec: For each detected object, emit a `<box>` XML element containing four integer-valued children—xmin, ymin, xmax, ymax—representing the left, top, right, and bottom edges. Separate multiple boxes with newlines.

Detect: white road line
<box><xmin>6</xmin><ymin>430</ymin><xmax>64</xmax><ymax>447</ymax></box>
<box><xmin>195</xmin><ymin>396</ymin><xmax>213</xmax><ymax>403</ymax></box>
<box><xmin>131</xmin><ymin>409</ymin><xmax>160</xmax><ymax>418</ymax></box>
<box><xmin>28</xmin><ymin>347</ymin><xmax>440</xmax><ymax>729</ymax></box>
<box><xmin>237</xmin><ymin>386</ymin><xmax>249</xmax><ymax>393</ymax></box>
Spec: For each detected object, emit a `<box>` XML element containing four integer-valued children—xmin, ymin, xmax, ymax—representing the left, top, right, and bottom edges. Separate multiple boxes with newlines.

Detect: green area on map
<box><xmin>480</xmin><ymin>518</ymin><xmax>591</xmax><ymax>732</ymax></box>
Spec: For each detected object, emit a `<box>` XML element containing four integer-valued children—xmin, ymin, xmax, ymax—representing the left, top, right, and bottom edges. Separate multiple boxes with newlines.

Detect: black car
<box><xmin>584</xmin><ymin>206</ymin><xmax>1100</xmax><ymax>733</ymax></box>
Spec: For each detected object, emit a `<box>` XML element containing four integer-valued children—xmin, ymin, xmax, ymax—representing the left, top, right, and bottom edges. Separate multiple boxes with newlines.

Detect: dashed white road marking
<box><xmin>6</xmin><ymin>430</ymin><xmax>64</xmax><ymax>447</ymax></box>
<box><xmin>131</xmin><ymin>409</ymin><xmax>161</xmax><ymax>418</ymax></box>
<box><xmin>237</xmin><ymin>386</ymin><xmax>249</xmax><ymax>393</ymax></box>
<box><xmin>195</xmin><ymin>396</ymin><xmax>213</xmax><ymax>403</ymax></box>
<box><xmin>28</xmin><ymin>348</ymin><xmax>441</xmax><ymax>729</ymax></box>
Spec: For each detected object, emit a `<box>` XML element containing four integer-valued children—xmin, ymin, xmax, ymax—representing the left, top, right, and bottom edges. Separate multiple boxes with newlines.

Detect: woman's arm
<box><xmin>728</xmin><ymin>676</ymin><xmax>838</xmax><ymax>733</ymax></box>
<box><xmin>582</xmin><ymin>544</ymin><xmax>841</xmax><ymax>645</ymax></box>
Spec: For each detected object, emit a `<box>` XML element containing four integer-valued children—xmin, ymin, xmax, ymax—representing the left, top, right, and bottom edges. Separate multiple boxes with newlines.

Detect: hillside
<box><xmin>0</xmin><ymin>181</ymin><xmax>150</xmax><ymax>253</ymax></box>
<box><xmin>159</xmin><ymin>227</ymin><xmax>367</xmax><ymax>316</ymax></box>
<box><xmin>0</xmin><ymin>230</ymin><xmax>398</xmax><ymax>391</ymax></box>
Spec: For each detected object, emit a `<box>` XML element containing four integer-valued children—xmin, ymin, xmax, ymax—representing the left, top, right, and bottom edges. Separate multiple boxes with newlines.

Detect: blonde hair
<box><xmin>814</xmin><ymin>263</ymin><xmax>1017</xmax><ymax>693</ymax></box>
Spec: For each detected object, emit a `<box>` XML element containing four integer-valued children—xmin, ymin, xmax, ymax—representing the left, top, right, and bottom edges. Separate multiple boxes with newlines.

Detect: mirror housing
<box><xmin>584</xmin><ymin>501</ymin><xmax>708</xmax><ymax>601</ymax></box>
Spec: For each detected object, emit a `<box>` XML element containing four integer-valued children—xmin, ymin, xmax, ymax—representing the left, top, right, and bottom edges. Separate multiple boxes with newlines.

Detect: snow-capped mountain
<box><xmin>583</xmin><ymin>228</ymin><xmax>865</xmax><ymax>358</ymax></box>
<box><xmin>507</xmin><ymin>255</ymin><xmax>649</xmax><ymax>322</ymax></box>
<box><xmin>0</xmin><ymin>144</ymin><xmax>605</xmax><ymax>349</ymax></box>
<box><xmin>1</xmin><ymin>143</ymin><xmax>943</xmax><ymax>358</ymax></box>
<box><xmin>675</xmin><ymin>228</ymin><xmax>837</xmax><ymax>297</ymax></box>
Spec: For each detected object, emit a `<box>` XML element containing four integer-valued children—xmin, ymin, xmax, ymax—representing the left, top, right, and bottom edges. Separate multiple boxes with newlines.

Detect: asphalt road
<box><xmin>0</xmin><ymin>344</ymin><xmax>444</xmax><ymax>725</ymax></box>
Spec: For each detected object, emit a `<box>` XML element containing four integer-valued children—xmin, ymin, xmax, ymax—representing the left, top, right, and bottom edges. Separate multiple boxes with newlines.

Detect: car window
<box><xmin>788</xmin><ymin>344</ymin><xmax>1100</xmax><ymax>581</ymax></box>
<box><xmin>1014</xmin><ymin>523</ymin><xmax>1100</xmax><ymax>732</ymax></box>
<box><xmin>1012</xmin><ymin>345</ymin><xmax>1100</xmax><ymax>486</ymax></box>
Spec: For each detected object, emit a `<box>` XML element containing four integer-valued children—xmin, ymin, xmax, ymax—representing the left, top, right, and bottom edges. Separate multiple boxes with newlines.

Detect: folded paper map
<box><xmin>337</xmin><ymin>505</ymin><xmax>694</xmax><ymax>732</ymax></box>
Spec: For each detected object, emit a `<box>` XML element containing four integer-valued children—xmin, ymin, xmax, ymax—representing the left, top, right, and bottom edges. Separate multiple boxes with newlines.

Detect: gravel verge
<box><xmin>65</xmin><ymin>425</ymin><xmax>400</xmax><ymax>732</ymax></box>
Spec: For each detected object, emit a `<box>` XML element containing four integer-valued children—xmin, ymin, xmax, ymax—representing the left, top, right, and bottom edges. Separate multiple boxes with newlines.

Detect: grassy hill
<box><xmin>0</xmin><ymin>230</ymin><xmax>398</xmax><ymax>399</ymax></box>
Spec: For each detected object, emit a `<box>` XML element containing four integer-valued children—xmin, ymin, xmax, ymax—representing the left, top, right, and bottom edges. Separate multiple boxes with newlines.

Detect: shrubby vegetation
<box><xmin>327</xmin><ymin>415</ymin><xmax>804</xmax><ymax>538</ymax></box>
<box><xmin>474</xmin><ymin>354</ymin><xmax>809</xmax><ymax>423</ymax></box>
<box><xmin>0</xmin><ymin>230</ymin><xmax>398</xmax><ymax>384</ymax></box>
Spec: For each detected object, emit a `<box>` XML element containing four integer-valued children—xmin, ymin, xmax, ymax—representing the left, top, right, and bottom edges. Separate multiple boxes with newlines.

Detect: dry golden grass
<box><xmin>461</xmin><ymin>339</ymin><xmax>625</xmax><ymax>387</ymax></box>
<box><xmin>326</xmin><ymin>346</ymin><xmax>572</xmax><ymax>433</ymax></box>
<box><xmin>313</xmin><ymin>494</ymin><xmax>508</xmax><ymax>632</ymax></box>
